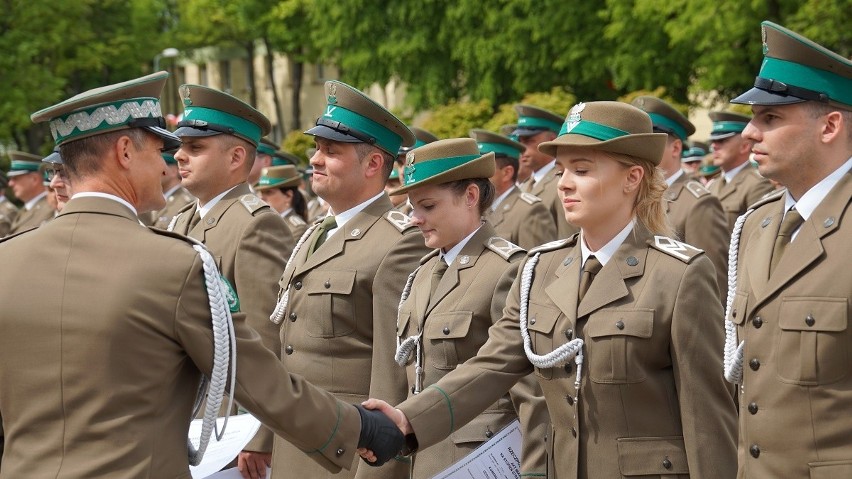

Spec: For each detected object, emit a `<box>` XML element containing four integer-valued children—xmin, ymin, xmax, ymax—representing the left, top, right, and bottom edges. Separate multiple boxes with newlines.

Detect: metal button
<box><xmin>805</xmin><ymin>314</ymin><xmax>815</xmax><ymax>327</ymax></box>
<box><xmin>662</xmin><ymin>458</ymin><xmax>672</xmax><ymax>469</ymax></box>
<box><xmin>750</xmin><ymin>358</ymin><xmax>760</xmax><ymax>371</ymax></box>
<box><xmin>206</xmin><ymin>217</ymin><xmax>215</xmax><ymax>225</ymax></box>
<box><xmin>750</xmin><ymin>444</ymin><xmax>760</xmax><ymax>458</ymax></box>
<box><xmin>324</xmin><ymin>280</ymin><xmax>331</xmax><ymax>289</ymax></box>
<box><xmin>485</xmin><ymin>429</ymin><xmax>493</xmax><ymax>438</ymax></box>
<box><xmin>616</xmin><ymin>320</ymin><xmax>625</xmax><ymax>330</ymax></box>
<box><xmin>571</xmin><ymin>427</ymin><xmax>577</xmax><ymax>438</ymax></box>
<box><xmin>285</xmin><ymin>345</ymin><xmax>293</xmax><ymax>355</ymax></box>
<box><xmin>350</xmin><ymin>229</ymin><xmax>360</xmax><ymax>236</ymax></box>
<box><xmin>566</xmin><ymin>395</ymin><xmax>574</xmax><ymax>406</ymax></box>
<box><xmin>732</xmin><ymin>309</ymin><xmax>737</xmax><ymax>319</ymax></box>
<box><xmin>752</xmin><ymin>316</ymin><xmax>763</xmax><ymax>328</ymax></box>
<box><xmin>748</xmin><ymin>402</ymin><xmax>758</xmax><ymax>415</ymax></box>
<box><xmin>530</xmin><ymin>317</ymin><xmax>537</xmax><ymax>325</ymax></box>
<box><xmin>443</xmin><ymin>327</ymin><xmax>450</xmax><ymax>335</ymax></box>
<box><xmin>824</xmin><ymin>217</ymin><xmax>835</xmax><ymax>228</ymax></box>
<box><xmin>564</xmin><ymin>364</ymin><xmax>572</xmax><ymax>374</ymax></box>
<box><xmin>564</xmin><ymin>329</ymin><xmax>573</xmax><ymax>339</ymax></box>
<box><xmin>336</xmin><ymin>447</ymin><xmax>345</xmax><ymax>457</ymax></box>
<box><xmin>626</xmin><ymin>256</ymin><xmax>638</xmax><ymax>266</ymax></box>
<box><xmin>459</xmin><ymin>255</ymin><xmax>470</xmax><ymax>265</ymax></box>
<box><xmin>761</xmin><ymin>217</ymin><xmax>771</xmax><ymax>228</ymax></box>
<box><xmin>294</xmin><ymin>281</ymin><xmax>302</xmax><ymax>290</ymax></box>
<box><xmin>289</xmin><ymin>312</ymin><xmax>297</xmax><ymax>322</ymax></box>
<box><xmin>563</xmin><ymin>257</ymin><xmax>574</xmax><ymax>266</ymax></box>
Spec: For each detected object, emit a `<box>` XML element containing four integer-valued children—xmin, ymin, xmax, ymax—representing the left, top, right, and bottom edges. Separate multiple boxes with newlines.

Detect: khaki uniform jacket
<box><xmin>399</xmin><ymin>224</ymin><xmax>737</xmax><ymax>479</ymax></box>
<box><xmin>273</xmin><ymin>194</ymin><xmax>429</xmax><ymax>479</ymax></box>
<box><xmin>730</xmin><ymin>172</ymin><xmax>852</xmax><ymax>478</ymax></box>
<box><xmin>144</xmin><ymin>186</ymin><xmax>195</xmax><ymax>229</ymax></box>
<box><xmin>170</xmin><ymin>183</ymin><xmax>294</xmax><ymax>452</ymax></box>
<box><xmin>526</xmin><ymin>170</ymin><xmax>579</xmax><ymax>239</ymax></box>
<box><xmin>0</xmin><ymin>197</ymin><xmax>360</xmax><ymax>479</ymax></box>
<box><xmin>710</xmin><ymin>164</ymin><xmax>775</xmax><ymax>232</ymax></box>
<box><xmin>307</xmin><ymin>197</ymin><xmax>330</xmax><ymax>222</ymax></box>
<box><xmin>8</xmin><ymin>194</ymin><xmax>53</xmax><ymax>235</ymax></box>
<box><xmin>282</xmin><ymin>209</ymin><xmax>308</xmax><ymax>239</ymax></box>
<box><xmin>665</xmin><ymin>173</ymin><xmax>729</xmax><ymax>301</ymax></box>
<box><xmin>0</xmin><ymin>197</ymin><xmax>18</xmax><ymax>237</ymax></box>
<box><xmin>486</xmin><ymin>186</ymin><xmax>558</xmax><ymax>250</ymax></box>
<box><xmin>397</xmin><ymin>225</ymin><xmax>549</xmax><ymax>478</ymax></box>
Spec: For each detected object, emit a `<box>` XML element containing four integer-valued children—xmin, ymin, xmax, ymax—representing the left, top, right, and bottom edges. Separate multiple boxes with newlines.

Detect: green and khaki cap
<box><xmin>399</xmin><ymin>127</ymin><xmax>439</xmax><ymax>155</ymax></box>
<box><xmin>732</xmin><ymin>21</ymin><xmax>852</xmax><ymax>108</ymax></box>
<box><xmin>30</xmin><ymin>71</ymin><xmax>180</xmax><ymax>150</ymax></box>
<box><xmin>512</xmin><ymin>105</ymin><xmax>563</xmax><ymax>137</ymax></box>
<box><xmin>175</xmin><ymin>84</ymin><xmax>271</xmax><ymax>147</ymax></box>
<box><xmin>708</xmin><ymin>111</ymin><xmax>751</xmax><ymax>140</ymax></box>
<box><xmin>272</xmin><ymin>150</ymin><xmax>300</xmax><ymax>167</ymax></box>
<box><xmin>390</xmin><ymin>138</ymin><xmax>495</xmax><ymax>195</ymax></box>
<box><xmin>7</xmin><ymin>151</ymin><xmax>43</xmax><ymax>177</ymax></box>
<box><xmin>631</xmin><ymin>96</ymin><xmax>695</xmax><ymax>142</ymax></box>
<box><xmin>306</xmin><ymin>80</ymin><xmax>414</xmax><ymax>156</ymax></box>
<box><xmin>469</xmin><ymin>129</ymin><xmax>524</xmax><ymax>160</ymax></box>
<box><xmin>257</xmin><ymin>137</ymin><xmax>278</xmax><ymax>157</ymax></box>
<box><xmin>162</xmin><ymin>152</ymin><xmax>177</xmax><ymax>165</ymax></box>
<box><xmin>255</xmin><ymin>165</ymin><xmax>301</xmax><ymax>191</ymax></box>
<box><xmin>682</xmin><ymin>140</ymin><xmax>708</xmax><ymax>163</ymax></box>
<box><xmin>539</xmin><ymin>101</ymin><xmax>667</xmax><ymax>165</ymax></box>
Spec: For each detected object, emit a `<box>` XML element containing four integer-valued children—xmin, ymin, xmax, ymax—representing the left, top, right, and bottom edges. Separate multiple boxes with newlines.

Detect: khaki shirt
<box><xmin>526</xmin><ymin>170</ymin><xmax>579</xmax><ymax>239</ymax></box>
<box><xmin>710</xmin><ymin>164</ymin><xmax>775</xmax><ymax>232</ymax></box>
<box><xmin>486</xmin><ymin>186</ymin><xmax>558</xmax><ymax>249</ymax></box>
<box><xmin>0</xmin><ymin>197</ymin><xmax>19</xmax><ymax>237</ymax></box>
<box><xmin>8</xmin><ymin>195</ymin><xmax>53</xmax><ymax>235</ymax></box>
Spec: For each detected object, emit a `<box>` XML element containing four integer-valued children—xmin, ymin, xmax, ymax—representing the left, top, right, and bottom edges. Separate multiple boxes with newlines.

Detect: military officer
<box><xmin>0</xmin><ymin>71</ymin><xmax>401</xmax><ymax>479</ymax></box>
<box><xmin>513</xmin><ymin>105</ymin><xmax>579</xmax><ymax>238</ymax></box>
<box><xmin>681</xmin><ymin>140</ymin><xmax>708</xmax><ymax>177</ymax></box>
<box><xmin>0</xmin><ymin>171</ymin><xmax>19</xmax><ymax>237</ymax></box>
<box><xmin>41</xmin><ymin>148</ymin><xmax>71</xmax><ymax>214</ymax></box>
<box><xmin>267</xmin><ymin>80</ymin><xmax>429</xmax><ymax>479</ymax></box>
<box><xmin>470</xmin><ymin>128</ymin><xmax>557</xmax><ymax>249</ymax></box>
<box><xmin>707</xmin><ymin>110</ymin><xmax>775</xmax><ymax>232</ymax></box>
<box><xmin>632</xmin><ymin>96</ymin><xmax>730</xmax><ymax>300</ymax></box>
<box><xmin>271</xmin><ymin>149</ymin><xmax>301</xmax><ymax>167</ymax></box>
<box><xmin>365</xmin><ymin>101</ymin><xmax>737</xmax><ymax>478</ymax></box>
<box><xmin>255</xmin><ymin>164</ymin><xmax>309</xmax><ymax>238</ymax></box>
<box><xmin>384</xmin><ymin>168</ymin><xmax>412</xmax><ymax>215</ymax></box>
<box><xmin>142</xmin><ymin>152</ymin><xmax>195</xmax><ymax>228</ymax></box>
<box><xmin>169</xmin><ymin>84</ymin><xmax>295</xmax><ymax>474</ymax></box>
<box><xmin>249</xmin><ymin>137</ymin><xmax>278</xmax><ymax>186</ymax></box>
<box><xmin>6</xmin><ymin>151</ymin><xmax>53</xmax><ymax>235</ymax></box>
<box><xmin>722</xmin><ymin>22</ymin><xmax>852</xmax><ymax>478</ymax></box>
<box><xmin>389</xmin><ymin>138</ymin><xmax>549</xmax><ymax>477</ymax></box>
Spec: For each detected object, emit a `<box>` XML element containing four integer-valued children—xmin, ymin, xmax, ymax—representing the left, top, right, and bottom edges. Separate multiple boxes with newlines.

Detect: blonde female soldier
<box><xmin>391</xmin><ymin>138</ymin><xmax>549</xmax><ymax>478</ymax></box>
<box><xmin>364</xmin><ymin>102</ymin><xmax>737</xmax><ymax>478</ymax></box>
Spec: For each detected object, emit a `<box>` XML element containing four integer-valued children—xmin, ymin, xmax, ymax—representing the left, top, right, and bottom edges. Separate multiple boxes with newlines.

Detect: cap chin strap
<box><xmin>753</xmin><ymin>76</ymin><xmax>829</xmax><ymax>103</ymax></box>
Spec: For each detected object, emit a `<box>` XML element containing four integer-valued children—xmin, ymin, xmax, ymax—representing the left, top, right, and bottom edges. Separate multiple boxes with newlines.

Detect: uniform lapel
<box><xmin>194</xmin><ymin>184</ymin><xmax>251</xmax><ymax>241</ymax></box>
<box><xmin>743</xmin><ymin>203</ymin><xmax>782</xmax><ymax>298</ymax></box>
<box><xmin>427</xmin><ymin>226</ymin><xmax>489</xmax><ymax>313</ymax></box>
<box><xmin>577</xmin><ymin>226</ymin><xmax>648</xmax><ymax>318</ymax></box>
<box><xmin>414</xmin><ymin>253</ymin><xmax>440</xmax><ymax>324</ymax></box>
<box><xmin>544</xmin><ymin>247</ymin><xmax>582</xmax><ymax>323</ymax></box>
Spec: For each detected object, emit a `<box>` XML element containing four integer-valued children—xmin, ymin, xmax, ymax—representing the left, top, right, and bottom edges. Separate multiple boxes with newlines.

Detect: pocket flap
<box><xmin>617</xmin><ymin>436</ymin><xmax>689</xmax><ymax>475</ymax></box>
<box><xmin>397</xmin><ymin>311</ymin><xmax>411</xmax><ymax>337</ymax></box>
<box><xmin>305</xmin><ymin>269</ymin><xmax>356</xmax><ymax>295</ymax></box>
<box><xmin>730</xmin><ymin>291</ymin><xmax>748</xmax><ymax>325</ymax></box>
<box><xmin>809</xmin><ymin>459</ymin><xmax>852</xmax><ymax>479</ymax></box>
<box><xmin>587</xmin><ymin>309</ymin><xmax>654</xmax><ymax>338</ymax></box>
<box><xmin>424</xmin><ymin>311</ymin><xmax>473</xmax><ymax>340</ymax></box>
<box><xmin>779</xmin><ymin>297</ymin><xmax>847</xmax><ymax>332</ymax></box>
<box><xmin>527</xmin><ymin>304</ymin><xmax>561</xmax><ymax>334</ymax></box>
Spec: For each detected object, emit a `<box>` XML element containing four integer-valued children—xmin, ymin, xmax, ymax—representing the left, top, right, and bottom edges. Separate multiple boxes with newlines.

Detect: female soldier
<box><xmin>365</xmin><ymin>102</ymin><xmax>737</xmax><ymax>478</ymax></box>
<box><xmin>255</xmin><ymin>164</ymin><xmax>309</xmax><ymax>238</ymax></box>
<box><xmin>390</xmin><ymin>138</ymin><xmax>549</xmax><ymax>478</ymax></box>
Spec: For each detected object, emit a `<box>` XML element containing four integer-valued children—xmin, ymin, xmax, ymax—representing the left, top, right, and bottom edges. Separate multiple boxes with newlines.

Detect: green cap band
<box><xmin>700</xmin><ymin>164</ymin><xmax>720</xmax><ymax>175</ymax></box>
<box><xmin>647</xmin><ymin>112</ymin><xmax>688</xmax><ymax>141</ymax></box>
<box><xmin>413</xmin><ymin>139</ymin><xmax>429</xmax><ymax>148</ymax></box>
<box><xmin>10</xmin><ymin>160</ymin><xmax>41</xmax><ymax>172</ymax></box>
<box><xmin>476</xmin><ymin>142</ymin><xmax>521</xmax><ymax>159</ymax></box>
<box><xmin>183</xmin><ymin>105</ymin><xmax>262</xmax><ymax>145</ymax></box>
<box><xmin>403</xmin><ymin>154</ymin><xmax>479</xmax><ymax>186</ymax></box>
<box><xmin>517</xmin><ymin>115</ymin><xmax>562</xmax><ymax>133</ymax></box>
<box><xmin>162</xmin><ymin>153</ymin><xmax>177</xmax><ymax>165</ymax></box>
<box><xmin>323</xmin><ymin>104</ymin><xmax>403</xmax><ymax>155</ymax></box>
<box><xmin>760</xmin><ymin>57</ymin><xmax>852</xmax><ymax>106</ymax></box>
<box><xmin>258</xmin><ymin>176</ymin><xmax>290</xmax><ymax>187</ymax></box>
<box><xmin>559</xmin><ymin>120</ymin><xmax>630</xmax><ymax>141</ymax></box>
<box><xmin>711</xmin><ymin>121</ymin><xmax>746</xmax><ymax>134</ymax></box>
<box><xmin>257</xmin><ymin>143</ymin><xmax>276</xmax><ymax>156</ymax></box>
<box><xmin>682</xmin><ymin>146</ymin><xmax>707</xmax><ymax>158</ymax></box>
<box><xmin>49</xmin><ymin>98</ymin><xmax>162</xmax><ymax>146</ymax></box>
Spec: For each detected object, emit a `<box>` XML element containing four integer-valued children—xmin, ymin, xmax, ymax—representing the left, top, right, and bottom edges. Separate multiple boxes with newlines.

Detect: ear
<box><xmin>115</xmin><ymin>135</ymin><xmax>135</xmax><ymax>171</ymax></box>
<box><xmin>466</xmin><ymin>182</ymin><xmax>480</xmax><ymax>208</ymax></box>
<box><xmin>670</xmin><ymin>138</ymin><xmax>683</xmax><ymax>159</ymax></box>
<box><xmin>624</xmin><ymin>164</ymin><xmax>645</xmax><ymax>193</ymax></box>
<box><xmin>361</xmin><ymin>148</ymin><xmax>386</xmax><ymax>180</ymax></box>
<box><xmin>229</xmin><ymin>144</ymin><xmax>248</xmax><ymax>173</ymax></box>
<box><xmin>820</xmin><ymin>111</ymin><xmax>844</xmax><ymax>145</ymax></box>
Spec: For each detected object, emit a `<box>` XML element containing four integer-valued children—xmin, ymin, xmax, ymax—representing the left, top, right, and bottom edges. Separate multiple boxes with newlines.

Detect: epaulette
<box><xmin>175</xmin><ymin>202</ymin><xmax>195</xmax><ymax>215</ymax></box>
<box><xmin>519</xmin><ymin>192</ymin><xmax>542</xmax><ymax>205</ymax></box>
<box><xmin>486</xmin><ymin>237</ymin><xmax>525</xmax><ymax>261</ymax></box>
<box><xmin>147</xmin><ymin>226</ymin><xmax>206</xmax><ymax>248</ymax></box>
<box><xmin>239</xmin><ymin>194</ymin><xmax>270</xmax><ymax>215</ymax></box>
<box><xmin>0</xmin><ymin>226</ymin><xmax>38</xmax><ymax>244</ymax></box>
<box><xmin>650</xmin><ymin>236</ymin><xmax>704</xmax><ymax>263</ymax></box>
<box><xmin>685</xmin><ymin>180</ymin><xmax>711</xmax><ymax>199</ymax></box>
<box><xmin>418</xmin><ymin>249</ymin><xmax>440</xmax><ymax>265</ymax></box>
<box><xmin>528</xmin><ymin>234</ymin><xmax>577</xmax><ymax>255</ymax></box>
<box><xmin>288</xmin><ymin>215</ymin><xmax>307</xmax><ymax>227</ymax></box>
<box><xmin>385</xmin><ymin>209</ymin><xmax>417</xmax><ymax>233</ymax></box>
<box><xmin>747</xmin><ymin>187</ymin><xmax>785</xmax><ymax>211</ymax></box>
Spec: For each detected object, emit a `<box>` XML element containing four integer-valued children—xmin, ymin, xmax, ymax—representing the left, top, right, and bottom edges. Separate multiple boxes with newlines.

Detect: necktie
<box><xmin>429</xmin><ymin>259</ymin><xmax>449</xmax><ymax>298</ymax></box>
<box><xmin>578</xmin><ymin>256</ymin><xmax>603</xmax><ymax>303</ymax></box>
<box><xmin>769</xmin><ymin>208</ymin><xmax>804</xmax><ymax>275</ymax></box>
<box><xmin>188</xmin><ymin>209</ymin><xmax>202</xmax><ymax>230</ymax></box>
<box><xmin>308</xmin><ymin>215</ymin><xmax>337</xmax><ymax>256</ymax></box>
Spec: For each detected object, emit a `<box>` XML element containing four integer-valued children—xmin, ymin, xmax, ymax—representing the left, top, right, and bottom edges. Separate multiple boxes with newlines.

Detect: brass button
<box><xmin>285</xmin><ymin>345</ymin><xmax>293</xmax><ymax>355</ymax></box>
<box><xmin>752</xmin><ymin>316</ymin><xmax>763</xmax><ymax>328</ymax></box>
<box><xmin>336</xmin><ymin>447</ymin><xmax>345</xmax><ymax>457</ymax></box>
<box><xmin>750</xmin><ymin>444</ymin><xmax>760</xmax><ymax>458</ymax></box>
<box><xmin>294</xmin><ymin>281</ymin><xmax>302</xmax><ymax>290</ymax></box>
<box><xmin>805</xmin><ymin>314</ymin><xmax>815</xmax><ymax>327</ymax></box>
<box><xmin>485</xmin><ymin>429</ymin><xmax>493</xmax><ymax>438</ymax></box>
<box><xmin>289</xmin><ymin>312</ymin><xmax>297</xmax><ymax>322</ymax></box>
<box><xmin>615</xmin><ymin>320</ymin><xmax>625</xmax><ymax>330</ymax></box>
<box><xmin>748</xmin><ymin>402</ymin><xmax>758</xmax><ymax>415</ymax></box>
<box><xmin>443</xmin><ymin>327</ymin><xmax>450</xmax><ymax>335</ymax></box>
<box><xmin>530</xmin><ymin>317</ymin><xmax>537</xmax><ymax>325</ymax></box>
<box><xmin>324</xmin><ymin>280</ymin><xmax>331</xmax><ymax>289</ymax></box>
<box><xmin>662</xmin><ymin>458</ymin><xmax>672</xmax><ymax>469</ymax></box>
<box><xmin>749</xmin><ymin>358</ymin><xmax>760</xmax><ymax>371</ymax></box>
<box><xmin>564</xmin><ymin>329</ymin><xmax>573</xmax><ymax>339</ymax></box>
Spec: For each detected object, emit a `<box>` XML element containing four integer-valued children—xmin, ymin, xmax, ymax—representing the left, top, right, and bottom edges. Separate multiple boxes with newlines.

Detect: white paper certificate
<box><xmin>188</xmin><ymin>414</ymin><xmax>262</xmax><ymax>479</ymax></box>
<box><xmin>431</xmin><ymin>419</ymin><xmax>523</xmax><ymax>479</ymax></box>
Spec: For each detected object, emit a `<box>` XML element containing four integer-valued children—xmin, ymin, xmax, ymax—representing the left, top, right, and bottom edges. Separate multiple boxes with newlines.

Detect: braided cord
<box><xmin>723</xmin><ymin>210</ymin><xmax>754</xmax><ymax>384</ymax></box>
<box><xmin>394</xmin><ymin>266</ymin><xmax>422</xmax><ymax>365</ymax></box>
<box><xmin>166</xmin><ymin>212</ymin><xmax>182</xmax><ymax>232</ymax></box>
<box><xmin>188</xmin><ymin>245</ymin><xmax>237</xmax><ymax>466</ymax></box>
<box><xmin>270</xmin><ymin>223</ymin><xmax>321</xmax><ymax>324</ymax></box>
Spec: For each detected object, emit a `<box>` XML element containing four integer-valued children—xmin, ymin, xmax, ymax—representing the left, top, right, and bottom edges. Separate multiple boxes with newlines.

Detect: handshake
<box><xmin>355</xmin><ymin>399</ymin><xmax>413</xmax><ymax>467</ymax></box>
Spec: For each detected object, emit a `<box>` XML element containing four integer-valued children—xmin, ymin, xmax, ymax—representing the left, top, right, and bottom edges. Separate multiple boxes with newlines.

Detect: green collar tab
<box><xmin>759</xmin><ymin>57</ymin><xmax>852</xmax><ymax>106</ymax></box>
<box><xmin>403</xmin><ymin>154</ymin><xmax>478</xmax><ymax>186</ymax></box>
<box><xmin>647</xmin><ymin>112</ymin><xmax>688</xmax><ymax>141</ymax></box>
<box><xmin>711</xmin><ymin>121</ymin><xmax>746</xmax><ymax>134</ymax></box>
<box><xmin>182</xmin><ymin>106</ymin><xmax>262</xmax><ymax>146</ymax></box>
<box><xmin>322</xmin><ymin>104</ymin><xmax>403</xmax><ymax>155</ymax></box>
<box><xmin>517</xmin><ymin>115</ymin><xmax>562</xmax><ymax>133</ymax></box>
<box><xmin>49</xmin><ymin>98</ymin><xmax>163</xmax><ymax>146</ymax></box>
<box><xmin>476</xmin><ymin>141</ymin><xmax>521</xmax><ymax>159</ymax></box>
<box><xmin>559</xmin><ymin>119</ymin><xmax>630</xmax><ymax>141</ymax></box>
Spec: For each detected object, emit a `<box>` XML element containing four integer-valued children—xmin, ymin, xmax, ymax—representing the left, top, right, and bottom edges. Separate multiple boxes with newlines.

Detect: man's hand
<box><xmin>354</xmin><ymin>404</ymin><xmax>404</xmax><ymax>467</ymax></box>
<box><xmin>237</xmin><ymin>451</ymin><xmax>272</xmax><ymax>479</ymax></box>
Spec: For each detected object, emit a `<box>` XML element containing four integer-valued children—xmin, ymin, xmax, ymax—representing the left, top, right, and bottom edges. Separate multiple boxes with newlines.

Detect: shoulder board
<box><xmin>519</xmin><ymin>192</ymin><xmax>542</xmax><ymax>205</ymax></box>
<box><xmin>147</xmin><ymin>227</ymin><xmax>206</xmax><ymax>248</ymax></box>
<box><xmin>239</xmin><ymin>194</ymin><xmax>270</xmax><ymax>215</ymax></box>
<box><xmin>528</xmin><ymin>234</ymin><xmax>577</xmax><ymax>255</ymax></box>
<box><xmin>419</xmin><ymin>249</ymin><xmax>440</xmax><ymax>265</ymax></box>
<box><xmin>0</xmin><ymin>226</ymin><xmax>38</xmax><ymax>244</ymax></box>
<box><xmin>651</xmin><ymin>236</ymin><xmax>703</xmax><ymax>263</ymax></box>
<box><xmin>747</xmin><ymin>188</ymin><xmax>785</xmax><ymax>211</ymax></box>
<box><xmin>486</xmin><ymin>236</ymin><xmax>525</xmax><ymax>261</ymax></box>
<box><xmin>685</xmin><ymin>180</ymin><xmax>711</xmax><ymax>199</ymax></box>
<box><xmin>385</xmin><ymin>209</ymin><xmax>417</xmax><ymax>233</ymax></box>
<box><xmin>288</xmin><ymin>215</ymin><xmax>307</xmax><ymax>227</ymax></box>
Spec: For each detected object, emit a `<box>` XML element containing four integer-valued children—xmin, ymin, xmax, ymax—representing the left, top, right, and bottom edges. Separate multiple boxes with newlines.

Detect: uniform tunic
<box><xmin>8</xmin><ymin>194</ymin><xmax>53</xmax><ymax>235</ymax></box>
<box><xmin>486</xmin><ymin>185</ymin><xmax>558</xmax><ymax>250</ymax></box>
<box><xmin>710</xmin><ymin>164</ymin><xmax>775</xmax><ymax>233</ymax></box>
<box><xmin>0</xmin><ymin>196</ymin><xmax>19</xmax><ymax>237</ymax></box>
<box><xmin>144</xmin><ymin>186</ymin><xmax>195</xmax><ymax>229</ymax></box>
<box><xmin>526</xmin><ymin>168</ymin><xmax>579</xmax><ymax>239</ymax></box>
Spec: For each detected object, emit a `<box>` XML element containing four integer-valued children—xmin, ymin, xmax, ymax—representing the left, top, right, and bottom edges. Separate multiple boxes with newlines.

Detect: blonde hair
<box><xmin>607</xmin><ymin>152</ymin><xmax>675</xmax><ymax>238</ymax></box>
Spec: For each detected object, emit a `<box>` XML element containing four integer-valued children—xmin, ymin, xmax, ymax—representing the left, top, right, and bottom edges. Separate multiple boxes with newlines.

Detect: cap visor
<box><xmin>146</xmin><ymin>126</ymin><xmax>182</xmax><ymax>151</ymax></box>
<box><xmin>173</xmin><ymin>126</ymin><xmax>222</xmax><ymax>139</ymax></box>
<box><xmin>731</xmin><ymin>87</ymin><xmax>807</xmax><ymax>106</ymax></box>
<box><xmin>511</xmin><ymin>127</ymin><xmax>549</xmax><ymax>138</ymax></box>
<box><xmin>42</xmin><ymin>151</ymin><xmax>63</xmax><ymax>164</ymax></box>
<box><xmin>304</xmin><ymin>124</ymin><xmax>362</xmax><ymax>143</ymax></box>
<box><xmin>708</xmin><ymin>131</ymin><xmax>738</xmax><ymax>141</ymax></box>
<box><xmin>7</xmin><ymin>170</ymin><xmax>36</xmax><ymax>178</ymax></box>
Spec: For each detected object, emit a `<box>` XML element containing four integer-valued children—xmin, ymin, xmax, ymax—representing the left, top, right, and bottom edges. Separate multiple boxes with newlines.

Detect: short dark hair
<box><xmin>60</xmin><ymin>128</ymin><xmax>148</xmax><ymax>178</ymax></box>
<box><xmin>355</xmin><ymin>143</ymin><xmax>395</xmax><ymax>180</ymax></box>
<box><xmin>444</xmin><ymin>178</ymin><xmax>495</xmax><ymax>215</ymax></box>
<box><xmin>494</xmin><ymin>154</ymin><xmax>519</xmax><ymax>183</ymax></box>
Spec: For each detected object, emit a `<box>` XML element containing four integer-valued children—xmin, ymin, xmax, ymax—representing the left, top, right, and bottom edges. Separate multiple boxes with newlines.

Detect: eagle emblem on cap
<box><xmin>405</xmin><ymin>151</ymin><xmax>415</xmax><ymax>166</ymax></box>
<box><xmin>181</xmin><ymin>85</ymin><xmax>192</xmax><ymax>106</ymax></box>
<box><xmin>761</xmin><ymin>25</ymin><xmax>768</xmax><ymax>54</ymax></box>
<box><xmin>328</xmin><ymin>83</ymin><xmax>337</xmax><ymax>105</ymax></box>
<box><xmin>564</xmin><ymin>102</ymin><xmax>586</xmax><ymax>133</ymax></box>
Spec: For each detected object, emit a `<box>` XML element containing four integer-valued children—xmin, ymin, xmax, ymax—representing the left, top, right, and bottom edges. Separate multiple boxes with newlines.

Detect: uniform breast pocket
<box><xmin>423</xmin><ymin>311</ymin><xmax>473</xmax><ymax>370</ymax></box>
<box><xmin>527</xmin><ymin>304</ymin><xmax>561</xmax><ymax>380</ymax></box>
<box><xmin>586</xmin><ymin>309</ymin><xmax>654</xmax><ymax>384</ymax></box>
<box><xmin>777</xmin><ymin>297</ymin><xmax>848</xmax><ymax>385</ymax></box>
<box><xmin>303</xmin><ymin>270</ymin><xmax>357</xmax><ymax>338</ymax></box>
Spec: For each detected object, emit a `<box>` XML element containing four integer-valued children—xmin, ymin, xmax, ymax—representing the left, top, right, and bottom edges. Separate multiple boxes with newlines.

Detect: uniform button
<box><xmin>285</xmin><ymin>345</ymin><xmax>293</xmax><ymax>355</ymax></box>
<box><xmin>662</xmin><ymin>458</ymin><xmax>672</xmax><ymax>469</ymax></box>
<box><xmin>805</xmin><ymin>314</ymin><xmax>815</xmax><ymax>327</ymax></box>
<box><xmin>294</xmin><ymin>281</ymin><xmax>302</xmax><ymax>290</ymax></box>
<box><xmin>324</xmin><ymin>280</ymin><xmax>331</xmax><ymax>289</ymax></box>
<box><xmin>564</xmin><ymin>364</ymin><xmax>572</xmax><ymax>374</ymax></box>
<box><xmin>615</xmin><ymin>320</ymin><xmax>625</xmax><ymax>330</ymax></box>
<box><xmin>732</xmin><ymin>309</ymin><xmax>737</xmax><ymax>319</ymax></box>
<box><xmin>443</xmin><ymin>327</ymin><xmax>450</xmax><ymax>335</ymax></box>
<box><xmin>336</xmin><ymin>447</ymin><xmax>345</xmax><ymax>457</ymax></box>
<box><xmin>289</xmin><ymin>312</ymin><xmax>297</xmax><ymax>322</ymax></box>
<box><xmin>485</xmin><ymin>429</ymin><xmax>493</xmax><ymax>438</ymax></box>
<box><xmin>748</xmin><ymin>402</ymin><xmax>758</xmax><ymax>415</ymax></box>
<box><xmin>564</xmin><ymin>329</ymin><xmax>573</xmax><ymax>339</ymax></box>
<box><xmin>530</xmin><ymin>317</ymin><xmax>537</xmax><ymax>325</ymax></box>
<box><xmin>749</xmin><ymin>358</ymin><xmax>760</xmax><ymax>371</ymax></box>
<box><xmin>752</xmin><ymin>316</ymin><xmax>763</xmax><ymax>328</ymax></box>
<box><xmin>571</xmin><ymin>427</ymin><xmax>577</xmax><ymax>438</ymax></box>
<box><xmin>566</xmin><ymin>395</ymin><xmax>574</xmax><ymax>406</ymax></box>
<box><xmin>750</xmin><ymin>444</ymin><xmax>760</xmax><ymax>458</ymax></box>
<box><xmin>411</xmin><ymin>386</ymin><xmax>416</xmax><ymax>394</ymax></box>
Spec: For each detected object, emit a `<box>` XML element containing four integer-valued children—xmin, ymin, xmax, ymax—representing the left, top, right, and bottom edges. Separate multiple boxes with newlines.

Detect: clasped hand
<box><xmin>357</xmin><ymin>399</ymin><xmax>413</xmax><ymax>465</ymax></box>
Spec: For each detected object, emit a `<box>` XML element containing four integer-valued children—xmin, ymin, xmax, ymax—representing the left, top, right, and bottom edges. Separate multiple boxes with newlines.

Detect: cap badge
<box><xmin>405</xmin><ymin>151</ymin><xmax>415</xmax><ymax>167</ymax></box>
<box><xmin>761</xmin><ymin>26</ymin><xmax>768</xmax><ymax>54</ymax></box>
<box><xmin>565</xmin><ymin>102</ymin><xmax>586</xmax><ymax>133</ymax></box>
<box><xmin>328</xmin><ymin>83</ymin><xmax>337</xmax><ymax>105</ymax></box>
<box><xmin>181</xmin><ymin>85</ymin><xmax>192</xmax><ymax>106</ymax></box>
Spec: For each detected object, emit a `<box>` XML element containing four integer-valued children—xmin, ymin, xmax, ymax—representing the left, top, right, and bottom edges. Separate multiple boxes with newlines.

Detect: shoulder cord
<box><xmin>187</xmin><ymin>244</ymin><xmax>238</xmax><ymax>466</ymax></box>
<box><xmin>270</xmin><ymin>223</ymin><xmax>321</xmax><ymax>324</ymax></box>
<box><xmin>723</xmin><ymin>210</ymin><xmax>754</xmax><ymax>384</ymax></box>
<box><xmin>394</xmin><ymin>266</ymin><xmax>425</xmax><ymax>393</ymax></box>
<box><xmin>518</xmin><ymin>253</ymin><xmax>585</xmax><ymax>402</ymax></box>
<box><xmin>167</xmin><ymin>212</ymin><xmax>181</xmax><ymax>232</ymax></box>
